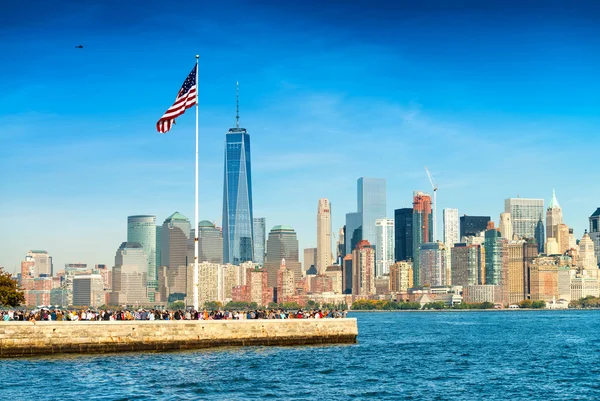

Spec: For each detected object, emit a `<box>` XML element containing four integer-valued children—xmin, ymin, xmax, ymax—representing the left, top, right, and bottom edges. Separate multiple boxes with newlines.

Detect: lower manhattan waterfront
<box><xmin>3</xmin><ymin>311</ymin><xmax>600</xmax><ymax>400</ymax></box>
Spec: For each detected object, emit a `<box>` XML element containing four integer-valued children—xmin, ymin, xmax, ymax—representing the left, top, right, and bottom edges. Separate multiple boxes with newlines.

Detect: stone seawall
<box><xmin>0</xmin><ymin>318</ymin><xmax>358</xmax><ymax>357</ymax></box>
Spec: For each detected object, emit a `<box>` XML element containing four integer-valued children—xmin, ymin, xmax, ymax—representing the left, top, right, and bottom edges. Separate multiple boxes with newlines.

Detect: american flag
<box><xmin>156</xmin><ymin>64</ymin><xmax>197</xmax><ymax>133</ymax></box>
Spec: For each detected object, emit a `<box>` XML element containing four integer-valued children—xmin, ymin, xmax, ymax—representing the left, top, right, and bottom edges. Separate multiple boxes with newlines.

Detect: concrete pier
<box><xmin>0</xmin><ymin>318</ymin><xmax>358</xmax><ymax>357</ymax></box>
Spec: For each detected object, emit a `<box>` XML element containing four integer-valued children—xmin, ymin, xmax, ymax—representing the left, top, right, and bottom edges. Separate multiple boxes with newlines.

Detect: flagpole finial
<box><xmin>236</xmin><ymin>81</ymin><xmax>240</xmax><ymax>129</ymax></box>
<box><xmin>196</xmin><ymin>54</ymin><xmax>199</xmax><ymax>59</ymax></box>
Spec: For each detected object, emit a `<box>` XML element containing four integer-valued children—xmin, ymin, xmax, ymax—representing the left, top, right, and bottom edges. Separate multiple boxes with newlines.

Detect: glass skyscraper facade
<box><xmin>357</xmin><ymin>177</ymin><xmax>387</xmax><ymax>252</ymax></box>
<box><xmin>394</xmin><ymin>208</ymin><xmax>413</xmax><ymax>262</ymax></box>
<box><xmin>127</xmin><ymin>215</ymin><xmax>157</xmax><ymax>289</ymax></box>
<box><xmin>253</xmin><ymin>217</ymin><xmax>266</xmax><ymax>266</ymax></box>
<box><xmin>504</xmin><ymin>198</ymin><xmax>544</xmax><ymax>252</ymax></box>
<box><xmin>345</xmin><ymin>212</ymin><xmax>362</xmax><ymax>256</ymax></box>
<box><xmin>459</xmin><ymin>215</ymin><xmax>491</xmax><ymax>238</ymax></box>
<box><xmin>222</xmin><ymin>127</ymin><xmax>254</xmax><ymax>265</ymax></box>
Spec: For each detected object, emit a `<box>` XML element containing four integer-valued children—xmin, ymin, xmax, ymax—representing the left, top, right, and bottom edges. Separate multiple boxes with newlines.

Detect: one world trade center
<box><xmin>222</xmin><ymin>83</ymin><xmax>254</xmax><ymax>264</ymax></box>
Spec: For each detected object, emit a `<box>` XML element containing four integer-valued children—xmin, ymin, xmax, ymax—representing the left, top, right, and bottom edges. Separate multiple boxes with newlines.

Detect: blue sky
<box><xmin>1</xmin><ymin>0</ymin><xmax>599</xmax><ymax>273</ymax></box>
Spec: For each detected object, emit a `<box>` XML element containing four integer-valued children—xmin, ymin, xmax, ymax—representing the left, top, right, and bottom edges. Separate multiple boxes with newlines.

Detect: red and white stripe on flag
<box><xmin>156</xmin><ymin>64</ymin><xmax>197</xmax><ymax>133</ymax></box>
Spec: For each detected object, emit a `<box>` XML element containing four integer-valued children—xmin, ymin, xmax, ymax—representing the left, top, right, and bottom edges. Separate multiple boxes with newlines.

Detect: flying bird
<box><xmin>75</xmin><ymin>45</ymin><xmax>83</xmax><ymax>49</ymax></box>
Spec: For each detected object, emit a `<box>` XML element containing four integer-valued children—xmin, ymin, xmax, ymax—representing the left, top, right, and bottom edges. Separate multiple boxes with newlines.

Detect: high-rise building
<box><xmin>523</xmin><ymin>238</ymin><xmax>539</xmax><ymax>298</ymax></box>
<box><xmin>443</xmin><ymin>208</ymin><xmax>459</xmax><ymax>247</ymax></box>
<box><xmin>222</xmin><ymin>91</ymin><xmax>254</xmax><ymax>265</ymax></box>
<box><xmin>110</xmin><ymin>242</ymin><xmax>149</xmax><ymax>306</ymax></box>
<box><xmin>459</xmin><ymin>215</ymin><xmax>491</xmax><ymax>239</ymax></box>
<box><xmin>507</xmin><ymin>240</ymin><xmax>526</xmax><ymax>304</ymax></box>
<box><xmin>345</xmin><ymin>212</ymin><xmax>362</xmax><ymax>256</ymax></box>
<box><xmin>357</xmin><ymin>177</ymin><xmax>386</xmax><ymax>253</ymax></box>
<box><xmin>394</xmin><ymin>208</ymin><xmax>413</xmax><ymax>262</ymax></box>
<box><xmin>155</xmin><ymin>225</ymin><xmax>162</xmax><ymax>271</ymax></box>
<box><xmin>276</xmin><ymin>259</ymin><xmax>296</xmax><ymax>303</ymax></box>
<box><xmin>578</xmin><ymin>231</ymin><xmax>597</xmax><ymax>270</ymax></box>
<box><xmin>265</xmin><ymin>225</ymin><xmax>302</xmax><ymax>288</ymax></box>
<box><xmin>25</xmin><ymin>250</ymin><xmax>53</xmax><ymax>277</ymax></box>
<box><xmin>72</xmin><ymin>274</ymin><xmax>105</xmax><ymax>308</ymax></box>
<box><xmin>336</xmin><ymin>227</ymin><xmax>345</xmax><ymax>262</ymax></box>
<box><xmin>419</xmin><ymin>242</ymin><xmax>447</xmax><ymax>287</ymax></box>
<box><xmin>303</xmin><ymin>248</ymin><xmax>317</xmax><ymax>274</ymax></box>
<box><xmin>529</xmin><ymin>256</ymin><xmax>560</xmax><ymax>303</ymax></box>
<box><xmin>545</xmin><ymin>189</ymin><xmax>563</xmax><ymax>245</ymax></box>
<box><xmin>252</xmin><ymin>217</ymin><xmax>266</xmax><ymax>266</ymax></box>
<box><xmin>375</xmin><ymin>218</ymin><xmax>394</xmax><ymax>277</ymax></box>
<box><xmin>195</xmin><ymin>220</ymin><xmax>223</xmax><ymax>264</ymax></box>
<box><xmin>316</xmin><ymin>199</ymin><xmax>332</xmax><ymax>274</ymax></box>
<box><xmin>127</xmin><ymin>215</ymin><xmax>157</xmax><ymax>289</ymax></box>
<box><xmin>504</xmin><ymin>198</ymin><xmax>545</xmax><ymax>252</ymax></box>
<box><xmin>557</xmin><ymin>223</ymin><xmax>570</xmax><ymax>254</ymax></box>
<box><xmin>499</xmin><ymin>213</ymin><xmax>512</xmax><ymax>240</ymax></box>
<box><xmin>484</xmin><ymin>225</ymin><xmax>509</xmax><ymax>304</ymax></box>
<box><xmin>412</xmin><ymin>191</ymin><xmax>432</xmax><ymax>285</ymax></box>
<box><xmin>160</xmin><ymin>212</ymin><xmax>191</xmax><ymax>269</ymax></box>
<box><xmin>589</xmin><ymin>208</ymin><xmax>600</xmax><ymax>265</ymax></box>
<box><xmin>352</xmin><ymin>240</ymin><xmax>375</xmax><ymax>296</ymax></box>
<box><xmin>389</xmin><ymin>261</ymin><xmax>413</xmax><ymax>292</ymax></box>
<box><xmin>451</xmin><ymin>243</ymin><xmax>484</xmax><ymax>286</ymax></box>
<box><xmin>342</xmin><ymin>254</ymin><xmax>353</xmax><ymax>294</ymax></box>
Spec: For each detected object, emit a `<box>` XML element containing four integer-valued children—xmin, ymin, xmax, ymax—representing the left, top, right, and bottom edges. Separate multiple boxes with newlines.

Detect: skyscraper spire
<box><xmin>236</xmin><ymin>81</ymin><xmax>239</xmax><ymax>129</ymax></box>
<box><xmin>549</xmin><ymin>188</ymin><xmax>561</xmax><ymax>209</ymax></box>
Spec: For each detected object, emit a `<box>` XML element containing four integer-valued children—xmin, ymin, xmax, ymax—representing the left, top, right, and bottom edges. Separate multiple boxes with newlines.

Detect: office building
<box><xmin>222</xmin><ymin>92</ymin><xmax>254</xmax><ymax>265</ymax></box>
<box><xmin>375</xmin><ymin>218</ymin><xmax>394</xmax><ymax>277</ymax></box>
<box><xmin>504</xmin><ymin>197</ymin><xmax>545</xmax><ymax>252</ymax></box>
<box><xmin>72</xmin><ymin>274</ymin><xmax>104</xmax><ymax>308</ymax></box>
<box><xmin>578</xmin><ymin>231</ymin><xmax>597</xmax><ymax>270</ymax></box>
<box><xmin>342</xmin><ymin>255</ymin><xmax>353</xmax><ymax>294</ymax></box>
<box><xmin>25</xmin><ymin>250</ymin><xmax>53</xmax><ymax>277</ymax></box>
<box><xmin>412</xmin><ymin>191</ymin><xmax>433</xmax><ymax>285</ymax></box>
<box><xmin>276</xmin><ymin>259</ymin><xmax>296</xmax><ymax>303</ymax></box>
<box><xmin>352</xmin><ymin>240</ymin><xmax>375</xmax><ymax>296</ymax></box>
<box><xmin>484</xmin><ymin>225</ymin><xmax>509</xmax><ymax>305</ymax></box>
<box><xmin>443</xmin><ymin>208</ymin><xmax>459</xmax><ymax>247</ymax></box>
<box><xmin>451</xmin><ymin>243</ymin><xmax>484</xmax><ymax>286</ymax></box>
<box><xmin>499</xmin><ymin>212</ymin><xmax>512</xmax><ymax>240</ymax></box>
<box><xmin>195</xmin><ymin>220</ymin><xmax>223</xmax><ymax>264</ymax></box>
<box><xmin>419</xmin><ymin>242</ymin><xmax>448</xmax><ymax>287</ymax></box>
<box><xmin>590</xmin><ymin>208</ymin><xmax>600</xmax><ymax>265</ymax></box>
<box><xmin>304</xmin><ymin>248</ymin><xmax>317</xmax><ymax>274</ymax></box>
<box><xmin>110</xmin><ymin>242</ymin><xmax>149</xmax><ymax>306</ymax></box>
<box><xmin>160</xmin><ymin>212</ymin><xmax>191</xmax><ymax>269</ymax></box>
<box><xmin>316</xmin><ymin>199</ymin><xmax>332</xmax><ymax>274</ymax></box>
<box><xmin>345</xmin><ymin>212</ymin><xmax>362</xmax><ymax>256</ymax></box>
<box><xmin>127</xmin><ymin>215</ymin><xmax>157</xmax><ymax>289</ymax></box>
<box><xmin>253</xmin><ymin>217</ymin><xmax>266</xmax><ymax>266</ymax></box>
<box><xmin>545</xmin><ymin>189</ymin><xmax>563</xmax><ymax>244</ymax></box>
<box><xmin>460</xmin><ymin>215</ymin><xmax>491</xmax><ymax>239</ymax></box>
<box><xmin>394</xmin><ymin>208</ymin><xmax>413</xmax><ymax>262</ymax></box>
<box><xmin>507</xmin><ymin>240</ymin><xmax>526</xmax><ymax>304</ymax></box>
<box><xmin>389</xmin><ymin>261</ymin><xmax>413</xmax><ymax>292</ymax></box>
<box><xmin>357</xmin><ymin>177</ymin><xmax>387</xmax><ymax>255</ymax></box>
<box><xmin>529</xmin><ymin>256</ymin><xmax>560</xmax><ymax>303</ymax></box>
<box><xmin>265</xmin><ymin>225</ymin><xmax>302</xmax><ymax>288</ymax></box>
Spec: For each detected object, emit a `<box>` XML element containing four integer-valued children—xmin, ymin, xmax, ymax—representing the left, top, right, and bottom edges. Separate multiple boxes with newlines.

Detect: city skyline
<box><xmin>2</xmin><ymin>1</ymin><xmax>600</xmax><ymax>272</ymax></box>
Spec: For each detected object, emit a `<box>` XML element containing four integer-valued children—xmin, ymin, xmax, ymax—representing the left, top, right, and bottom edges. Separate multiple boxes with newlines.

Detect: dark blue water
<box><xmin>2</xmin><ymin>311</ymin><xmax>600</xmax><ymax>400</ymax></box>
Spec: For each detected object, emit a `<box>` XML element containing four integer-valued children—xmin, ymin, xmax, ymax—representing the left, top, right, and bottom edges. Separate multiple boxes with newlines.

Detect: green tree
<box><xmin>480</xmin><ymin>301</ymin><xmax>494</xmax><ymax>309</ymax></box>
<box><xmin>519</xmin><ymin>299</ymin><xmax>533</xmax><ymax>309</ymax></box>
<box><xmin>0</xmin><ymin>268</ymin><xmax>25</xmax><ymax>307</ymax></box>
<box><xmin>531</xmin><ymin>300</ymin><xmax>546</xmax><ymax>309</ymax></box>
<box><xmin>169</xmin><ymin>300</ymin><xmax>186</xmax><ymax>310</ymax></box>
<box><xmin>203</xmin><ymin>301</ymin><xmax>222</xmax><ymax>310</ymax></box>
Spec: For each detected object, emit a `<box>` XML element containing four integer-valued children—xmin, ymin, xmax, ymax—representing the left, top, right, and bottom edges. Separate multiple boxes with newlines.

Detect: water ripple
<box><xmin>2</xmin><ymin>311</ymin><xmax>600</xmax><ymax>400</ymax></box>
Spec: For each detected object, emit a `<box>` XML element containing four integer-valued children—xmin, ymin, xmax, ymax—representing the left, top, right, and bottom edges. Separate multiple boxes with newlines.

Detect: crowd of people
<box><xmin>1</xmin><ymin>308</ymin><xmax>348</xmax><ymax>322</ymax></box>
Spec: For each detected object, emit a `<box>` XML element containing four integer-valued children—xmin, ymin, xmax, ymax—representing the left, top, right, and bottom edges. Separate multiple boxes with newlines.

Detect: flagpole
<box><xmin>193</xmin><ymin>54</ymin><xmax>199</xmax><ymax>312</ymax></box>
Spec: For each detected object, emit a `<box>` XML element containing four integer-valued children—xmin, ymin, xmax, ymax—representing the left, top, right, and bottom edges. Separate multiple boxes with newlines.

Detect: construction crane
<box><xmin>425</xmin><ymin>167</ymin><xmax>438</xmax><ymax>242</ymax></box>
